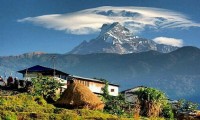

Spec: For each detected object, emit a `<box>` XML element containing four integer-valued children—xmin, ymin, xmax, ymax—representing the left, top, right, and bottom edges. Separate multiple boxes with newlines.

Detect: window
<box><xmin>111</xmin><ymin>89</ymin><xmax>114</xmax><ymax>92</ymax></box>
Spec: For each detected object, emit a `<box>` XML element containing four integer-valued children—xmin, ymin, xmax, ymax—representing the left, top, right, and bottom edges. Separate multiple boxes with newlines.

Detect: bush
<box><xmin>101</xmin><ymin>80</ymin><xmax>131</xmax><ymax>117</ymax></box>
<box><xmin>31</xmin><ymin>76</ymin><xmax>63</xmax><ymax>100</ymax></box>
<box><xmin>104</xmin><ymin>95</ymin><xmax>130</xmax><ymax>116</ymax></box>
<box><xmin>177</xmin><ymin>99</ymin><xmax>199</xmax><ymax>112</ymax></box>
<box><xmin>136</xmin><ymin>87</ymin><xmax>174</xmax><ymax>119</ymax></box>
<box><xmin>34</xmin><ymin>96</ymin><xmax>47</xmax><ymax>105</ymax></box>
<box><xmin>162</xmin><ymin>103</ymin><xmax>174</xmax><ymax>119</ymax></box>
<box><xmin>0</xmin><ymin>111</ymin><xmax>17</xmax><ymax>120</ymax></box>
<box><xmin>0</xmin><ymin>98</ymin><xmax>6</xmax><ymax>105</ymax></box>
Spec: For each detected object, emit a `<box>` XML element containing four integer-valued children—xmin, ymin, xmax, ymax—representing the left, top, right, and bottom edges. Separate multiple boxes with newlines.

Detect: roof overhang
<box><xmin>69</xmin><ymin>75</ymin><xmax>119</xmax><ymax>87</ymax></box>
<box><xmin>18</xmin><ymin>65</ymin><xmax>69</xmax><ymax>76</ymax></box>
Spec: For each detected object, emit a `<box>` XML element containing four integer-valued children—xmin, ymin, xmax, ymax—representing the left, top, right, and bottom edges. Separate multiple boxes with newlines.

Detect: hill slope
<box><xmin>0</xmin><ymin>46</ymin><xmax>200</xmax><ymax>103</ymax></box>
<box><xmin>0</xmin><ymin>91</ymin><xmax>118</xmax><ymax>119</ymax></box>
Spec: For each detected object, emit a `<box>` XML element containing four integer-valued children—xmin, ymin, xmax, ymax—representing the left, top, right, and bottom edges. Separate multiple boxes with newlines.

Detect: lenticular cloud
<box><xmin>18</xmin><ymin>6</ymin><xmax>200</xmax><ymax>35</ymax></box>
<box><xmin>153</xmin><ymin>37</ymin><xmax>183</xmax><ymax>47</ymax></box>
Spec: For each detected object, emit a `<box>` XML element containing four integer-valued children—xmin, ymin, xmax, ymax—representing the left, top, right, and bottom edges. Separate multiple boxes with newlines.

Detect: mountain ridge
<box><xmin>0</xmin><ymin>46</ymin><xmax>200</xmax><ymax>105</ymax></box>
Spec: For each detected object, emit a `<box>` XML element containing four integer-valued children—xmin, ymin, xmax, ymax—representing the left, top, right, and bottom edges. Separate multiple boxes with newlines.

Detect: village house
<box><xmin>121</xmin><ymin>86</ymin><xmax>147</xmax><ymax>104</ymax></box>
<box><xmin>18</xmin><ymin>65</ymin><xmax>68</xmax><ymax>86</ymax></box>
<box><xmin>18</xmin><ymin>65</ymin><xmax>69</xmax><ymax>81</ymax></box>
<box><xmin>68</xmin><ymin>75</ymin><xmax>119</xmax><ymax>96</ymax></box>
<box><xmin>17</xmin><ymin>65</ymin><xmax>119</xmax><ymax>96</ymax></box>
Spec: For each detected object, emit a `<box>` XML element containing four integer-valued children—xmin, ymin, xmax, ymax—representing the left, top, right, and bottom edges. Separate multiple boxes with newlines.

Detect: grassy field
<box><xmin>0</xmin><ymin>87</ymin><xmax>130</xmax><ymax>120</ymax></box>
<box><xmin>0</xmin><ymin>88</ymin><xmax>168</xmax><ymax>120</ymax></box>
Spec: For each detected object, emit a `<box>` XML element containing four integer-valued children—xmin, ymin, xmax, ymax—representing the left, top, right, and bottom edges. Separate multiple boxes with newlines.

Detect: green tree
<box><xmin>101</xmin><ymin>79</ymin><xmax>130</xmax><ymax>116</ymax></box>
<box><xmin>101</xmin><ymin>80</ymin><xmax>110</xmax><ymax>101</ymax></box>
<box><xmin>31</xmin><ymin>75</ymin><xmax>63</xmax><ymax>100</ymax></box>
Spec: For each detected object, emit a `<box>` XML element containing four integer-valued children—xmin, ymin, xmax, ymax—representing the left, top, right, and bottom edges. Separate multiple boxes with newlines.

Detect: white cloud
<box><xmin>153</xmin><ymin>37</ymin><xmax>183</xmax><ymax>47</ymax></box>
<box><xmin>18</xmin><ymin>6</ymin><xmax>200</xmax><ymax>35</ymax></box>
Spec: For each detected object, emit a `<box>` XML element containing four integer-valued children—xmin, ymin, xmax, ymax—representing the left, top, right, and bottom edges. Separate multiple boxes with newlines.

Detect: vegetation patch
<box><xmin>0</xmin><ymin>91</ymin><xmax>119</xmax><ymax>120</ymax></box>
<box><xmin>1</xmin><ymin>76</ymin><xmax>198</xmax><ymax>120</ymax></box>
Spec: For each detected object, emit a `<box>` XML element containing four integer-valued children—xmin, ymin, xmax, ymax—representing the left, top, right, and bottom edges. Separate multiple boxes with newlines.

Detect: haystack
<box><xmin>56</xmin><ymin>82</ymin><xmax>104</xmax><ymax>110</ymax></box>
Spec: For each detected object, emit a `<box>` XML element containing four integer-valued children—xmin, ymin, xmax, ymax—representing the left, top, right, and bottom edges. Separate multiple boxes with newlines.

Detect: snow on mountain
<box><xmin>69</xmin><ymin>22</ymin><xmax>178</xmax><ymax>54</ymax></box>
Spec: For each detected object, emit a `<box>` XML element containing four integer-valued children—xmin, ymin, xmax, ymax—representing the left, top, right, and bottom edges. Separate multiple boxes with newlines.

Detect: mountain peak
<box><xmin>100</xmin><ymin>22</ymin><xmax>120</xmax><ymax>31</ymax></box>
<box><xmin>100</xmin><ymin>22</ymin><xmax>129</xmax><ymax>36</ymax></box>
<box><xmin>69</xmin><ymin>22</ymin><xmax>178</xmax><ymax>54</ymax></box>
<box><xmin>98</xmin><ymin>22</ymin><xmax>134</xmax><ymax>45</ymax></box>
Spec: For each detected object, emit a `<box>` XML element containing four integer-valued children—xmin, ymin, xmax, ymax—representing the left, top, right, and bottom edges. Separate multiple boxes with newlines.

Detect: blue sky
<box><xmin>0</xmin><ymin>0</ymin><xmax>200</xmax><ymax>56</ymax></box>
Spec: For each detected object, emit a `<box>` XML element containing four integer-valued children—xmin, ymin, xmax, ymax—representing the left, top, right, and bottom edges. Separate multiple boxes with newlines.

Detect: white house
<box><xmin>18</xmin><ymin>65</ymin><xmax>119</xmax><ymax>96</ymax></box>
<box><xmin>17</xmin><ymin>65</ymin><xmax>68</xmax><ymax>90</ymax></box>
<box><xmin>68</xmin><ymin>75</ymin><xmax>119</xmax><ymax>96</ymax></box>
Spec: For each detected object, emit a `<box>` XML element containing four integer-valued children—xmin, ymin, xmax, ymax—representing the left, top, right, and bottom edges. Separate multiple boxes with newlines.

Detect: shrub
<box><xmin>104</xmin><ymin>95</ymin><xmax>130</xmax><ymax>116</ymax></box>
<box><xmin>0</xmin><ymin>111</ymin><xmax>17</xmax><ymax>120</ymax></box>
<box><xmin>34</xmin><ymin>96</ymin><xmax>47</xmax><ymax>105</ymax></box>
<box><xmin>136</xmin><ymin>87</ymin><xmax>174</xmax><ymax>119</ymax></box>
<box><xmin>177</xmin><ymin>99</ymin><xmax>199</xmax><ymax>112</ymax></box>
<box><xmin>49</xmin><ymin>114</ymin><xmax>62</xmax><ymax>120</ymax></box>
<box><xmin>31</xmin><ymin>76</ymin><xmax>63</xmax><ymax>100</ymax></box>
<box><xmin>0</xmin><ymin>98</ymin><xmax>6</xmax><ymax>105</ymax></box>
<box><xmin>101</xmin><ymin>80</ymin><xmax>131</xmax><ymax>117</ymax></box>
<box><xmin>162</xmin><ymin>103</ymin><xmax>174</xmax><ymax>119</ymax></box>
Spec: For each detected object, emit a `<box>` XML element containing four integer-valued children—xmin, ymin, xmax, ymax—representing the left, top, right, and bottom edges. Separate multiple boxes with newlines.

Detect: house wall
<box><xmin>108</xmin><ymin>85</ymin><xmax>119</xmax><ymax>96</ymax></box>
<box><xmin>72</xmin><ymin>78</ymin><xmax>90</xmax><ymax>87</ymax></box>
<box><xmin>72</xmin><ymin>78</ymin><xmax>118</xmax><ymax>96</ymax></box>
<box><xmin>88</xmin><ymin>81</ymin><xmax>104</xmax><ymax>94</ymax></box>
<box><xmin>23</xmin><ymin>73</ymin><xmax>67</xmax><ymax>81</ymax></box>
<box><xmin>123</xmin><ymin>87</ymin><xmax>145</xmax><ymax>103</ymax></box>
<box><xmin>23</xmin><ymin>73</ymin><xmax>68</xmax><ymax>92</ymax></box>
<box><xmin>23</xmin><ymin>73</ymin><xmax>38</xmax><ymax>81</ymax></box>
<box><xmin>125</xmin><ymin>94</ymin><xmax>138</xmax><ymax>103</ymax></box>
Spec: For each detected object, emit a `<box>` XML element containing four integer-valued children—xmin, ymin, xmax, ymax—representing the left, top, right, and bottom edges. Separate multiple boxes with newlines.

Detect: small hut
<box><xmin>55</xmin><ymin>82</ymin><xmax>104</xmax><ymax>110</ymax></box>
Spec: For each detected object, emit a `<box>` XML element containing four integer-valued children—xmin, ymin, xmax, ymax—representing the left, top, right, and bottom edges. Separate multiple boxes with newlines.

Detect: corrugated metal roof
<box><xmin>121</xmin><ymin>86</ymin><xmax>147</xmax><ymax>93</ymax></box>
<box><xmin>17</xmin><ymin>65</ymin><xmax>69</xmax><ymax>76</ymax></box>
<box><xmin>69</xmin><ymin>75</ymin><xmax>119</xmax><ymax>87</ymax></box>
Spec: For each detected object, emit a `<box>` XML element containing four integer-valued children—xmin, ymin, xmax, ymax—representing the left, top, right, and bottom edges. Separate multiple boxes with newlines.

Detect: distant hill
<box><xmin>0</xmin><ymin>46</ymin><xmax>200</xmax><ymax>103</ymax></box>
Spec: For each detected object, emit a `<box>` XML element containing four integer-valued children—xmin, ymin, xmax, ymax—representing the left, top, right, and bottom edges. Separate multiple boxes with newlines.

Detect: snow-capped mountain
<box><xmin>69</xmin><ymin>22</ymin><xmax>178</xmax><ymax>54</ymax></box>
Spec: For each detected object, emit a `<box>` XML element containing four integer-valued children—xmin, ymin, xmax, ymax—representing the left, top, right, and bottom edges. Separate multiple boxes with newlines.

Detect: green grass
<box><xmin>0</xmin><ymin>93</ymin><xmax>121</xmax><ymax>120</ymax></box>
<box><xmin>0</xmin><ymin>91</ymin><xmax>168</xmax><ymax>120</ymax></box>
